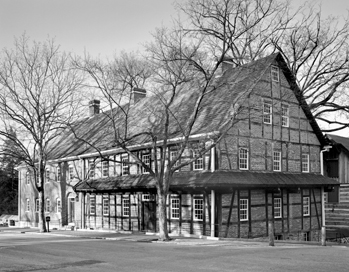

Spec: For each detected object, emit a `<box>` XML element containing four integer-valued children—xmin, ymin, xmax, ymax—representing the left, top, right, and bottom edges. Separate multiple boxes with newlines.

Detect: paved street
<box><xmin>0</xmin><ymin>229</ymin><xmax>348</xmax><ymax>272</ymax></box>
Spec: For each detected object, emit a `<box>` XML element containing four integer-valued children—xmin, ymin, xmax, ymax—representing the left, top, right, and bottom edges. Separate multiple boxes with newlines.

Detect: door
<box><xmin>142</xmin><ymin>201</ymin><xmax>156</xmax><ymax>232</ymax></box>
<box><xmin>68</xmin><ymin>198</ymin><xmax>75</xmax><ymax>223</ymax></box>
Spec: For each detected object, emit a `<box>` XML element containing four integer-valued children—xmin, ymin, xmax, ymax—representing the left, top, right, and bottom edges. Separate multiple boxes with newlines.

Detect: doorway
<box><xmin>68</xmin><ymin>197</ymin><xmax>75</xmax><ymax>223</ymax></box>
<box><xmin>142</xmin><ymin>201</ymin><xmax>156</xmax><ymax>232</ymax></box>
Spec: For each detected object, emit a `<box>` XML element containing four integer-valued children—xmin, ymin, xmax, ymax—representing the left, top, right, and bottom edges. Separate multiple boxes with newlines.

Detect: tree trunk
<box><xmin>38</xmin><ymin>158</ymin><xmax>47</xmax><ymax>232</ymax></box>
<box><xmin>157</xmin><ymin>192</ymin><xmax>170</xmax><ymax>241</ymax></box>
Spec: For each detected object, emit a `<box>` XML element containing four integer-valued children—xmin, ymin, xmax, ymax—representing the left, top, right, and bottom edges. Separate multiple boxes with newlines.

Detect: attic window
<box><xmin>271</xmin><ymin>66</ymin><xmax>279</xmax><ymax>82</ymax></box>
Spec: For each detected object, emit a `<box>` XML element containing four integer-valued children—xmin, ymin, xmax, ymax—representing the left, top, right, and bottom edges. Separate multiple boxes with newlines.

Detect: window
<box><xmin>35</xmin><ymin>199</ymin><xmax>39</xmax><ymax>213</ymax></box>
<box><xmin>103</xmin><ymin>196</ymin><xmax>109</xmax><ymax>215</ymax></box>
<box><xmin>271</xmin><ymin>65</ymin><xmax>279</xmax><ymax>82</ymax></box>
<box><xmin>45</xmin><ymin>169</ymin><xmax>50</xmax><ymax>182</ymax></box>
<box><xmin>302</xmin><ymin>154</ymin><xmax>309</xmax><ymax>173</ymax></box>
<box><xmin>56</xmin><ymin>167</ymin><xmax>61</xmax><ymax>182</ymax></box>
<box><xmin>239</xmin><ymin>199</ymin><xmax>249</xmax><ymax>221</ymax></box>
<box><xmin>263</xmin><ymin>101</ymin><xmax>272</xmax><ymax>124</ymax></box>
<box><xmin>171</xmin><ymin>196</ymin><xmax>180</xmax><ymax>219</ymax></box>
<box><xmin>239</xmin><ymin>148</ymin><xmax>249</xmax><ymax>170</ymax></box>
<box><xmin>274</xmin><ymin>198</ymin><xmax>282</xmax><ymax>218</ymax></box>
<box><xmin>56</xmin><ymin>198</ymin><xmax>62</xmax><ymax>213</ymax></box>
<box><xmin>170</xmin><ymin>150</ymin><xmax>180</xmax><ymax>169</ymax></box>
<box><xmin>303</xmin><ymin>196</ymin><xmax>310</xmax><ymax>216</ymax></box>
<box><xmin>26</xmin><ymin>171</ymin><xmax>30</xmax><ymax>185</ymax></box>
<box><xmin>88</xmin><ymin>160</ymin><xmax>95</xmax><ymax>178</ymax></box>
<box><xmin>102</xmin><ymin>160</ymin><xmax>109</xmax><ymax>177</ymax></box>
<box><xmin>142</xmin><ymin>154</ymin><xmax>150</xmax><ymax>174</ymax></box>
<box><xmin>46</xmin><ymin>198</ymin><xmax>51</xmax><ymax>213</ymax></box>
<box><xmin>281</xmin><ymin>104</ymin><xmax>289</xmax><ymax>127</ymax></box>
<box><xmin>193</xmin><ymin>197</ymin><xmax>204</xmax><ymax>221</ymax></box>
<box><xmin>123</xmin><ymin>198</ymin><xmax>130</xmax><ymax>216</ymax></box>
<box><xmin>69</xmin><ymin>165</ymin><xmax>74</xmax><ymax>180</ymax></box>
<box><xmin>273</xmin><ymin>151</ymin><xmax>281</xmax><ymax>172</ymax></box>
<box><xmin>122</xmin><ymin>156</ymin><xmax>129</xmax><ymax>176</ymax></box>
<box><xmin>26</xmin><ymin>198</ymin><xmax>30</xmax><ymax>212</ymax></box>
<box><xmin>90</xmin><ymin>195</ymin><xmax>96</xmax><ymax>215</ymax></box>
<box><xmin>193</xmin><ymin>150</ymin><xmax>203</xmax><ymax>170</ymax></box>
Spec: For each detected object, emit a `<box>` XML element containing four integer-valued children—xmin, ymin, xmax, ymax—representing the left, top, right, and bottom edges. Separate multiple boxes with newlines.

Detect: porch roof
<box><xmin>74</xmin><ymin>170</ymin><xmax>339</xmax><ymax>193</ymax></box>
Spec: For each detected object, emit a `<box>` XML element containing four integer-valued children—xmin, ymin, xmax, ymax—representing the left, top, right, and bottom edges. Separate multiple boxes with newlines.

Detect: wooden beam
<box><xmin>312</xmin><ymin>189</ymin><xmax>321</xmax><ymax>229</ymax></box>
<box><xmin>225</xmin><ymin>191</ymin><xmax>235</xmax><ymax>238</ymax></box>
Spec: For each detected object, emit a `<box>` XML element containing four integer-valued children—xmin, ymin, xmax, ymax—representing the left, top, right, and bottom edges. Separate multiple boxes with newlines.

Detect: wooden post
<box><xmin>269</xmin><ymin>221</ymin><xmax>275</xmax><ymax>246</ymax></box>
<box><xmin>211</xmin><ymin>190</ymin><xmax>215</xmax><ymax>237</ymax></box>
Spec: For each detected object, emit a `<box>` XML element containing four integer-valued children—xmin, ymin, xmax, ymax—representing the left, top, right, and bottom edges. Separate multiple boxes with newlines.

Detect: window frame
<box><xmin>302</xmin><ymin>154</ymin><xmax>310</xmax><ymax>173</ymax></box>
<box><xmin>102</xmin><ymin>160</ymin><xmax>109</xmax><ymax>177</ymax></box>
<box><xmin>193</xmin><ymin>197</ymin><xmax>204</xmax><ymax>221</ymax></box>
<box><xmin>56</xmin><ymin>198</ymin><xmax>62</xmax><ymax>213</ymax></box>
<box><xmin>123</xmin><ymin>197</ymin><xmax>130</xmax><ymax>217</ymax></box>
<box><xmin>45</xmin><ymin>198</ymin><xmax>51</xmax><ymax>213</ymax></box>
<box><xmin>103</xmin><ymin>196</ymin><xmax>109</xmax><ymax>216</ymax></box>
<box><xmin>26</xmin><ymin>198</ymin><xmax>30</xmax><ymax>212</ymax></box>
<box><xmin>239</xmin><ymin>198</ymin><xmax>249</xmax><ymax>221</ymax></box>
<box><xmin>273</xmin><ymin>151</ymin><xmax>281</xmax><ymax>172</ymax></box>
<box><xmin>121</xmin><ymin>155</ymin><xmax>129</xmax><ymax>176</ymax></box>
<box><xmin>274</xmin><ymin>198</ymin><xmax>282</xmax><ymax>218</ymax></box>
<box><xmin>56</xmin><ymin>167</ymin><xmax>61</xmax><ymax>182</ymax></box>
<box><xmin>88</xmin><ymin>160</ymin><xmax>95</xmax><ymax>179</ymax></box>
<box><xmin>90</xmin><ymin>195</ymin><xmax>96</xmax><ymax>215</ymax></box>
<box><xmin>35</xmin><ymin>198</ymin><xmax>39</xmax><ymax>213</ymax></box>
<box><xmin>142</xmin><ymin>154</ymin><xmax>151</xmax><ymax>174</ymax></box>
<box><xmin>193</xmin><ymin>150</ymin><xmax>204</xmax><ymax>171</ymax></box>
<box><xmin>239</xmin><ymin>148</ymin><xmax>249</xmax><ymax>170</ymax></box>
<box><xmin>271</xmin><ymin>65</ymin><xmax>279</xmax><ymax>82</ymax></box>
<box><xmin>303</xmin><ymin>196</ymin><xmax>310</xmax><ymax>216</ymax></box>
<box><xmin>263</xmin><ymin>100</ymin><xmax>272</xmax><ymax>124</ymax></box>
<box><xmin>45</xmin><ymin>168</ymin><xmax>50</xmax><ymax>183</ymax></box>
<box><xmin>170</xmin><ymin>195</ymin><xmax>180</xmax><ymax>219</ymax></box>
<box><xmin>281</xmin><ymin>104</ymin><xmax>289</xmax><ymax>127</ymax></box>
<box><xmin>26</xmin><ymin>171</ymin><xmax>30</xmax><ymax>185</ymax></box>
<box><xmin>170</xmin><ymin>150</ymin><xmax>180</xmax><ymax>170</ymax></box>
<box><xmin>68</xmin><ymin>165</ymin><xmax>74</xmax><ymax>180</ymax></box>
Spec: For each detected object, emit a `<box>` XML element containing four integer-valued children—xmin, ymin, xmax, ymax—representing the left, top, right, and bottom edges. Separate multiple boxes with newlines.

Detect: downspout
<box><xmin>320</xmin><ymin>145</ymin><xmax>332</xmax><ymax>228</ymax></box>
<box><xmin>210</xmin><ymin>145</ymin><xmax>216</xmax><ymax>237</ymax></box>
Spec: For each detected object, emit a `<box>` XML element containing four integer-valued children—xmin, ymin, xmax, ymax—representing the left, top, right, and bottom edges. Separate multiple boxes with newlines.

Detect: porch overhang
<box><xmin>74</xmin><ymin>170</ymin><xmax>339</xmax><ymax>193</ymax></box>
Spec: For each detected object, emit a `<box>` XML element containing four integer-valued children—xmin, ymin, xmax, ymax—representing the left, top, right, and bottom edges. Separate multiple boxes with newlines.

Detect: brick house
<box><xmin>17</xmin><ymin>53</ymin><xmax>338</xmax><ymax>240</ymax></box>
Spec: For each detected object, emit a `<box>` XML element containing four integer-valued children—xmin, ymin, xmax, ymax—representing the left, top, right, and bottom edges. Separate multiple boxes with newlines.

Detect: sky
<box><xmin>0</xmin><ymin>0</ymin><xmax>349</xmax><ymax>136</ymax></box>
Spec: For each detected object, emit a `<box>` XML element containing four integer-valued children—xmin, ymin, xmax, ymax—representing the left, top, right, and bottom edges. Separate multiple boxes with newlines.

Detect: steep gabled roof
<box><xmin>47</xmin><ymin>53</ymin><xmax>325</xmax><ymax>161</ymax></box>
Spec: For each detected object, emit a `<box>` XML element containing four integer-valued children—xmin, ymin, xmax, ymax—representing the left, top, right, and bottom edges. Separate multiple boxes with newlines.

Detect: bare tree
<box><xmin>72</xmin><ymin>27</ymin><xmax>271</xmax><ymax>240</ymax></box>
<box><xmin>0</xmin><ymin>35</ymin><xmax>83</xmax><ymax>232</ymax></box>
<box><xmin>179</xmin><ymin>0</ymin><xmax>349</xmax><ymax>131</ymax></box>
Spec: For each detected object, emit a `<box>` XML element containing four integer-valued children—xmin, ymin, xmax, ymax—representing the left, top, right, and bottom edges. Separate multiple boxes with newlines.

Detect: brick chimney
<box><xmin>89</xmin><ymin>100</ymin><xmax>100</xmax><ymax>116</ymax></box>
<box><xmin>132</xmin><ymin>88</ymin><xmax>146</xmax><ymax>103</ymax></box>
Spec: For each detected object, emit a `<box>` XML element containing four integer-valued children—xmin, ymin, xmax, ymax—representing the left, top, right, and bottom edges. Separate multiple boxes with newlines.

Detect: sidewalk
<box><xmin>1</xmin><ymin>227</ymin><xmax>348</xmax><ymax>248</ymax></box>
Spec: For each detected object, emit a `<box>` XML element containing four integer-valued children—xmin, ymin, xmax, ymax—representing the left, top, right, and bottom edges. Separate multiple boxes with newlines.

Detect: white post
<box><xmin>211</xmin><ymin>189</ymin><xmax>215</xmax><ymax>237</ymax></box>
<box><xmin>210</xmin><ymin>146</ymin><xmax>215</xmax><ymax>172</ymax></box>
<box><xmin>320</xmin><ymin>146</ymin><xmax>331</xmax><ymax>246</ymax></box>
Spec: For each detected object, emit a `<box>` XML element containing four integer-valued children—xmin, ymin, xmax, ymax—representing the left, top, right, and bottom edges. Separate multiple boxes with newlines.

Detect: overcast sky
<box><xmin>1</xmin><ymin>0</ymin><xmax>348</xmax><ymax>135</ymax></box>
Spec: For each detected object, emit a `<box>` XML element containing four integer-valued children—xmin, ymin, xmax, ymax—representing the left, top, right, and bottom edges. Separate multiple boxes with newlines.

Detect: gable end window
<box><xmin>271</xmin><ymin>65</ymin><xmax>279</xmax><ymax>82</ymax></box>
<box><xmin>302</xmin><ymin>154</ymin><xmax>309</xmax><ymax>173</ymax></box>
<box><xmin>273</xmin><ymin>151</ymin><xmax>281</xmax><ymax>172</ymax></box>
<box><xmin>263</xmin><ymin>101</ymin><xmax>272</xmax><ymax>124</ymax></box>
<box><xmin>239</xmin><ymin>148</ymin><xmax>249</xmax><ymax>170</ymax></box>
<box><xmin>281</xmin><ymin>104</ymin><xmax>289</xmax><ymax>127</ymax></box>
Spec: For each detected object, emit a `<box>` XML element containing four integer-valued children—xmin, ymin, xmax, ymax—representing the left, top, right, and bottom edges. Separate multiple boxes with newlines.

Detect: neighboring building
<box><xmin>17</xmin><ymin>53</ymin><xmax>338</xmax><ymax>241</ymax></box>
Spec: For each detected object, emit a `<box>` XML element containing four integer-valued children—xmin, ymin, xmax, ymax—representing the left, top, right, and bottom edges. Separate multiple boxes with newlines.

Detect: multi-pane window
<box><xmin>123</xmin><ymin>198</ymin><xmax>130</xmax><ymax>216</ymax></box>
<box><xmin>193</xmin><ymin>150</ymin><xmax>203</xmax><ymax>170</ymax></box>
<box><xmin>46</xmin><ymin>198</ymin><xmax>51</xmax><ymax>213</ymax></box>
<box><xmin>271</xmin><ymin>65</ymin><xmax>279</xmax><ymax>82</ymax></box>
<box><xmin>122</xmin><ymin>156</ymin><xmax>129</xmax><ymax>176</ymax></box>
<box><xmin>56</xmin><ymin>167</ymin><xmax>61</xmax><ymax>182</ymax></box>
<box><xmin>263</xmin><ymin>101</ymin><xmax>272</xmax><ymax>124</ymax></box>
<box><xmin>239</xmin><ymin>148</ymin><xmax>249</xmax><ymax>170</ymax></box>
<box><xmin>26</xmin><ymin>171</ymin><xmax>30</xmax><ymax>185</ymax></box>
<box><xmin>302</xmin><ymin>154</ymin><xmax>309</xmax><ymax>173</ymax></box>
<box><xmin>303</xmin><ymin>196</ymin><xmax>310</xmax><ymax>216</ymax></box>
<box><xmin>273</xmin><ymin>151</ymin><xmax>281</xmax><ymax>171</ymax></box>
<box><xmin>26</xmin><ymin>198</ymin><xmax>30</xmax><ymax>212</ymax></box>
<box><xmin>103</xmin><ymin>196</ymin><xmax>109</xmax><ymax>215</ymax></box>
<box><xmin>102</xmin><ymin>161</ymin><xmax>109</xmax><ymax>177</ymax></box>
<box><xmin>142</xmin><ymin>154</ymin><xmax>150</xmax><ymax>174</ymax></box>
<box><xmin>69</xmin><ymin>166</ymin><xmax>74</xmax><ymax>180</ymax></box>
<box><xmin>193</xmin><ymin>197</ymin><xmax>204</xmax><ymax>221</ymax></box>
<box><xmin>56</xmin><ymin>198</ymin><xmax>62</xmax><ymax>213</ymax></box>
<box><xmin>171</xmin><ymin>196</ymin><xmax>180</xmax><ymax>219</ymax></box>
<box><xmin>45</xmin><ymin>169</ymin><xmax>50</xmax><ymax>182</ymax></box>
<box><xmin>281</xmin><ymin>104</ymin><xmax>289</xmax><ymax>127</ymax></box>
<box><xmin>239</xmin><ymin>199</ymin><xmax>249</xmax><ymax>221</ymax></box>
<box><xmin>274</xmin><ymin>198</ymin><xmax>282</xmax><ymax>218</ymax></box>
<box><xmin>170</xmin><ymin>150</ymin><xmax>180</xmax><ymax>169</ymax></box>
<box><xmin>90</xmin><ymin>195</ymin><xmax>96</xmax><ymax>215</ymax></box>
<box><xmin>35</xmin><ymin>199</ymin><xmax>39</xmax><ymax>213</ymax></box>
<box><xmin>88</xmin><ymin>160</ymin><xmax>95</xmax><ymax>178</ymax></box>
